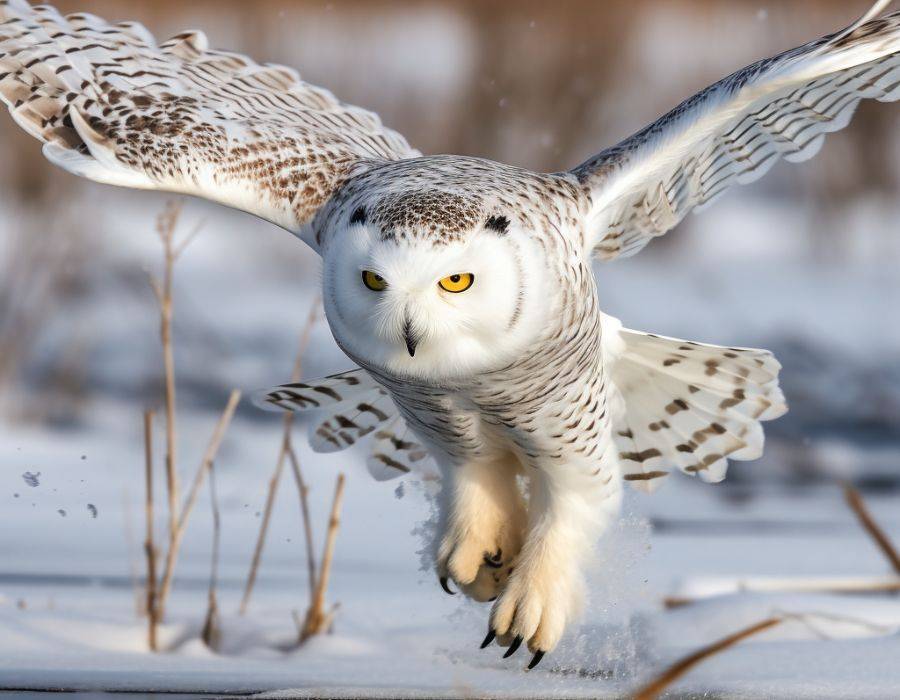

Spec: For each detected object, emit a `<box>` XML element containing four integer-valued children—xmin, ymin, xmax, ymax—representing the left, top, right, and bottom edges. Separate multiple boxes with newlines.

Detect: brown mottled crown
<box><xmin>369</xmin><ymin>190</ymin><xmax>485</xmax><ymax>244</ymax></box>
<box><xmin>314</xmin><ymin>155</ymin><xmax>588</xmax><ymax>249</ymax></box>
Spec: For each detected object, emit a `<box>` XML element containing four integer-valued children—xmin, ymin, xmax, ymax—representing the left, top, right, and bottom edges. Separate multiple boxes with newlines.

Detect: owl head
<box><xmin>320</xmin><ymin>188</ymin><xmax>552</xmax><ymax>382</ymax></box>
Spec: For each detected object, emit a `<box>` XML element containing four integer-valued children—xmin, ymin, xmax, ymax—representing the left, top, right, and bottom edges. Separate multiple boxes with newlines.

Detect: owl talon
<box><xmin>480</xmin><ymin>629</ymin><xmax>496</xmax><ymax>649</ymax></box>
<box><xmin>527</xmin><ymin>650</ymin><xmax>545</xmax><ymax>670</ymax></box>
<box><xmin>503</xmin><ymin>635</ymin><xmax>523</xmax><ymax>658</ymax></box>
<box><xmin>439</xmin><ymin>576</ymin><xmax>455</xmax><ymax>595</ymax></box>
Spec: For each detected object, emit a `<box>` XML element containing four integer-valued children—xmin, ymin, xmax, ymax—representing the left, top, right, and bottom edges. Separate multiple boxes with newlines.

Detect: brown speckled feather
<box><xmin>0</xmin><ymin>0</ymin><xmax>416</xmax><ymax>251</ymax></box>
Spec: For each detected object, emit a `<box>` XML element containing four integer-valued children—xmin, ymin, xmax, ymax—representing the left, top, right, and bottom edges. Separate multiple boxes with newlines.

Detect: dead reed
<box><xmin>141</xmin><ymin>201</ymin><xmax>240</xmax><ymax>649</ymax></box>
<box><xmin>239</xmin><ymin>298</ymin><xmax>320</xmax><ymax>615</ymax></box>
<box><xmin>143</xmin><ymin>409</ymin><xmax>159</xmax><ymax>651</ymax></box>
<box><xmin>155</xmin><ymin>389</ymin><xmax>241</xmax><ymax>615</ymax></box>
<box><xmin>201</xmin><ymin>460</ymin><xmax>223</xmax><ymax>651</ymax></box>
<box><xmin>299</xmin><ymin>473</ymin><xmax>346</xmax><ymax>643</ymax></box>
<box><xmin>842</xmin><ymin>481</ymin><xmax>900</xmax><ymax>575</ymax></box>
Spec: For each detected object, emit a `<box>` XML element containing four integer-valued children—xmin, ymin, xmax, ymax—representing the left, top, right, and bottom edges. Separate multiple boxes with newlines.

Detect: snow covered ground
<box><xmin>3</xmin><ymin>423</ymin><xmax>900</xmax><ymax>698</ymax></box>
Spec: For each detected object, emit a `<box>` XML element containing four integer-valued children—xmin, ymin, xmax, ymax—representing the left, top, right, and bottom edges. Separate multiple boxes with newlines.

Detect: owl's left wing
<box><xmin>0</xmin><ymin>1</ymin><xmax>417</xmax><ymax>253</ymax></box>
<box><xmin>572</xmin><ymin>2</ymin><xmax>900</xmax><ymax>261</ymax></box>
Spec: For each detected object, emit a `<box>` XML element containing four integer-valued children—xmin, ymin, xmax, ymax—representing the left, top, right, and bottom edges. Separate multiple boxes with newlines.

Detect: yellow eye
<box><xmin>361</xmin><ymin>270</ymin><xmax>387</xmax><ymax>291</ymax></box>
<box><xmin>438</xmin><ymin>273</ymin><xmax>474</xmax><ymax>293</ymax></box>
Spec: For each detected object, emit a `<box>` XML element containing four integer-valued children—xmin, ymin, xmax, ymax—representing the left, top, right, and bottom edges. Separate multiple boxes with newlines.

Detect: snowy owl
<box><xmin>2</xmin><ymin>0</ymin><xmax>899</xmax><ymax>668</ymax></box>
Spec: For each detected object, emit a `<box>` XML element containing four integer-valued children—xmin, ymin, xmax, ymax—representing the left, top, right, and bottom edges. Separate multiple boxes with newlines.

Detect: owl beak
<box><xmin>403</xmin><ymin>317</ymin><xmax>418</xmax><ymax>357</ymax></box>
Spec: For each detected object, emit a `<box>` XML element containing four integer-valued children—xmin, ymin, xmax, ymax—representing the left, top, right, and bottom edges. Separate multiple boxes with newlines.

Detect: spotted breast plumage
<box><xmin>2</xmin><ymin>0</ymin><xmax>899</xmax><ymax>668</ymax></box>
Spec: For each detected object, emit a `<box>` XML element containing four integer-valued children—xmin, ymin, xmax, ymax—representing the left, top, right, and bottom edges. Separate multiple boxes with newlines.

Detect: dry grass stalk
<box><xmin>142</xmin><ymin>409</ymin><xmax>160</xmax><ymax>652</ymax></box>
<box><xmin>149</xmin><ymin>201</ymin><xmax>184</xmax><ymax>551</ymax></box>
<box><xmin>842</xmin><ymin>481</ymin><xmax>900</xmax><ymax>575</ymax></box>
<box><xmin>300</xmin><ymin>473</ymin><xmax>346</xmax><ymax>643</ymax></box>
<box><xmin>286</xmin><ymin>303</ymin><xmax>320</xmax><ymax>599</ymax></box>
<box><xmin>157</xmin><ymin>389</ymin><xmax>241</xmax><ymax>616</ymax></box>
<box><xmin>201</xmin><ymin>460</ymin><xmax>222</xmax><ymax>651</ymax></box>
<box><xmin>287</xmin><ymin>443</ymin><xmax>317</xmax><ymax>602</ymax></box>
<box><xmin>632</xmin><ymin>617</ymin><xmax>783</xmax><ymax>700</ymax></box>
<box><xmin>148</xmin><ymin>202</ymin><xmax>204</xmax><ymax>614</ymax></box>
<box><xmin>239</xmin><ymin>298</ymin><xmax>320</xmax><ymax>615</ymax></box>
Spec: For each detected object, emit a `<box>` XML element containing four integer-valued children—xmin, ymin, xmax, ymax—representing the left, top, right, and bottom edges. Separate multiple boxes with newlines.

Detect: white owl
<box><xmin>2</xmin><ymin>0</ymin><xmax>899</xmax><ymax>668</ymax></box>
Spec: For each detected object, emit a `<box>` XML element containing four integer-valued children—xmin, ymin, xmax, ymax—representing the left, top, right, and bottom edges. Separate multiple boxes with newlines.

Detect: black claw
<box><xmin>503</xmin><ymin>636</ymin><xmax>523</xmax><ymax>658</ymax></box>
<box><xmin>527</xmin><ymin>650</ymin><xmax>545</xmax><ymax>670</ymax></box>
<box><xmin>439</xmin><ymin>577</ymin><xmax>455</xmax><ymax>595</ymax></box>
<box><xmin>488</xmin><ymin>596</ymin><xmax>497</xmax><ymax>602</ymax></box>
<box><xmin>480</xmin><ymin>629</ymin><xmax>496</xmax><ymax>649</ymax></box>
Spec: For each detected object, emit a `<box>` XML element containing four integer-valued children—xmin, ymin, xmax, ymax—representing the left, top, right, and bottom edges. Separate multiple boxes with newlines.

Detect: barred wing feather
<box><xmin>602</xmin><ymin>314</ymin><xmax>787</xmax><ymax>493</ymax></box>
<box><xmin>255</xmin><ymin>369</ymin><xmax>434</xmax><ymax>481</ymax></box>
<box><xmin>0</xmin><ymin>0</ymin><xmax>417</xmax><ymax>253</ymax></box>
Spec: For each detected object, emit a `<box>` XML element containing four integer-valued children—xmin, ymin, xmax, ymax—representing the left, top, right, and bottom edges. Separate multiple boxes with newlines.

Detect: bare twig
<box><xmin>157</xmin><ymin>389</ymin><xmax>241</xmax><ymax>615</ymax></box>
<box><xmin>201</xmin><ymin>459</ymin><xmax>222</xmax><ymax>651</ymax></box>
<box><xmin>143</xmin><ymin>410</ymin><xmax>159</xmax><ymax>652</ymax></box>
<box><xmin>154</xmin><ymin>202</ymin><xmax>182</xmax><ymax>553</ymax></box>
<box><xmin>843</xmin><ymin>482</ymin><xmax>900</xmax><ymax>575</ymax></box>
<box><xmin>632</xmin><ymin>617</ymin><xmax>783</xmax><ymax>700</ymax></box>
<box><xmin>288</xmin><ymin>443</ymin><xmax>317</xmax><ymax>603</ymax></box>
<box><xmin>300</xmin><ymin>473</ymin><xmax>346</xmax><ymax>643</ymax></box>
<box><xmin>239</xmin><ymin>298</ymin><xmax>320</xmax><ymax>614</ymax></box>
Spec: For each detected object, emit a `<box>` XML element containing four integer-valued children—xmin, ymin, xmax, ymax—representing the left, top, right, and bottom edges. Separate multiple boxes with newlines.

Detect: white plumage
<box><xmin>2</xmin><ymin>0</ymin><xmax>898</xmax><ymax>668</ymax></box>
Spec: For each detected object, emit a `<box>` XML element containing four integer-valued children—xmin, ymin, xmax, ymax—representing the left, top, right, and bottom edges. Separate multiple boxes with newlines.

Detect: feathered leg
<box><xmin>435</xmin><ymin>453</ymin><xmax>527</xmax><ymax>602</ymax></box>
<box><xmin>487</xmin><ymin>458</ymin><xmax>622</xmax><ymax>667</ymax></box>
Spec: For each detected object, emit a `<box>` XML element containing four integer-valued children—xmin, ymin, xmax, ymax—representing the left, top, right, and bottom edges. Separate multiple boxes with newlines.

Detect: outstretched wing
<box><xmin>572</xmin><ymin>1</ymin><xmax>900</xmax><ymax>261</ymax></box>
<box><xmin>0</xmin><ymin>0</ymin><xmax>417</xmax><ymax>252</ymax></box>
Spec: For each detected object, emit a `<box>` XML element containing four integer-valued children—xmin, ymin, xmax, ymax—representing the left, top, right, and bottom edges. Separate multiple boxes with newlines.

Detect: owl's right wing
<box><xmin>572</xmin><ymin>1</ymin><xmax>900</xmax><ymax>261</ymax></box>
<box><xmin>0</xmin><ymin>1</ymin><xmax>417</xmax><ymax>253</ymax></box>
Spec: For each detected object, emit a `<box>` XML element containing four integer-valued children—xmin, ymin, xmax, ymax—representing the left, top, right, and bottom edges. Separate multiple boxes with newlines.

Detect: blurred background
<box><xmin>0</xmin><ymin>1</ymin><xmax>899</xmax><ymax>691</ymax></box>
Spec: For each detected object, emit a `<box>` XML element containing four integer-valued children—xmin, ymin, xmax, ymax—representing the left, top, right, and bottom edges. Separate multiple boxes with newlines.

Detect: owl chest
<box><xmin>371</xmin><ymin>284</ymin><xmax>608</xmax><ymax>465</ymax></box>
<box><xmin>470</xmin><ymin>350</ymin><xmax>611</xmax><ymax>465</ymax></box>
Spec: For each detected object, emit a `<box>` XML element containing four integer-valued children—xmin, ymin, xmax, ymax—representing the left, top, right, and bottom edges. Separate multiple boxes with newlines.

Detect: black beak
<box><xmin>403</xmin><ymin>318</ymin><xmax>418</xmax><ymax>357</ymax></box>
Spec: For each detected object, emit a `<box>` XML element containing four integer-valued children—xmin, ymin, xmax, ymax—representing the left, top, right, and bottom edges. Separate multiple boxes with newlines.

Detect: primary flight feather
<box><xmin>2</xmin><ymin>0</ymin><xmax>897</xmax><ymax>668</ymax></box>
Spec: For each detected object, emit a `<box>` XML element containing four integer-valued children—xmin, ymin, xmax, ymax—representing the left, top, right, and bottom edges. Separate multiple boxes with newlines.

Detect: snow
<box><xmin>3</xmin><ymin>396</ymin><xmax>900</xmax><ymax>697</ymax></box>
